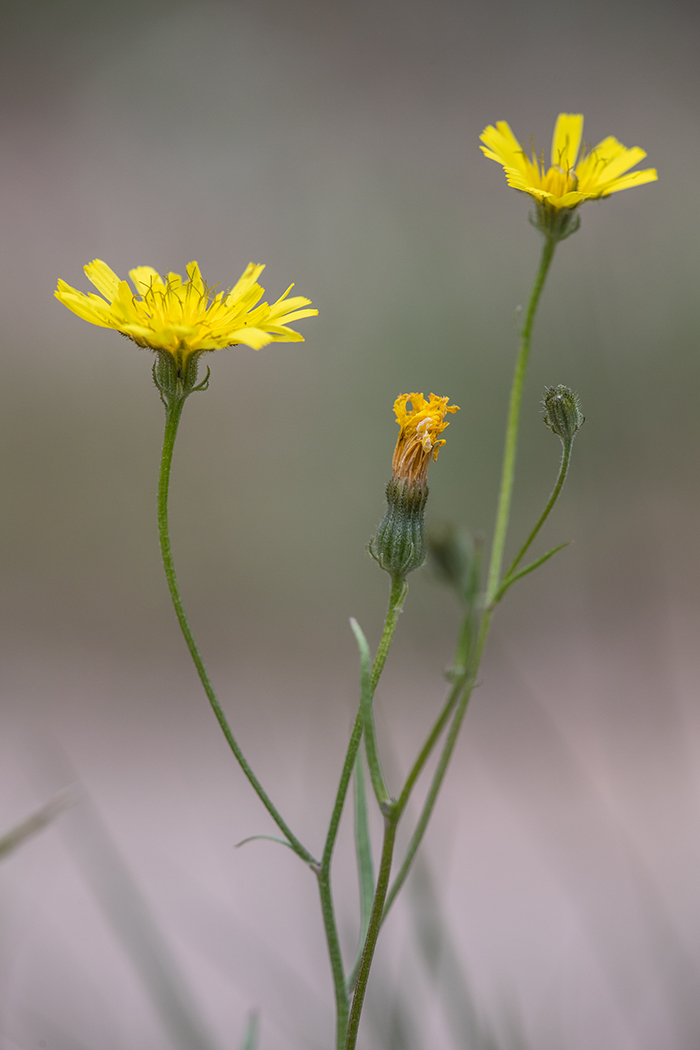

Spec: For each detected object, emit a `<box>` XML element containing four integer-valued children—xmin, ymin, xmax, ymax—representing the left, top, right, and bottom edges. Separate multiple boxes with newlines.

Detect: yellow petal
<box><xmin>594</xmin><ymin>168</ymin><xmax>658</xmax><ymax>196</ymax></box>
<box><xmin>129</xmin><ymin>266</ymin><xmax>163</xmax><ymax>295</ymax></box>
<box><xmin>54</xmin><ymin>286</ymin><xmax>116</xmax><ymax>327</ymax></box>
<box><xmin>84</xmin><ymin>259</ymin><xmax>121</xmax><ymax>302</ymax></box>
<box><xmin>273</xmin><ymin>307</ymin><xmax>318</xmax><ymax>324</ymax></box>
<box><xmin>228</xmin><ymin>263</ymin><xmax>266</xmax><ymax>302</ymax></box>
<box><xmin>551</xmin><ymin>114</ymin><xmax>583</xmax><ymax>170</ymax></box>
<box><xmin>185</xmin><ymin>261</ymin><xmax>204</xmax><ymax>297</ymax></box>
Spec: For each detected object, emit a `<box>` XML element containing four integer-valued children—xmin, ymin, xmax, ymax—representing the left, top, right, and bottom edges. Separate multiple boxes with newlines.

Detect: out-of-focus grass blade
<box><xmin>408</xmin><ymin>854</ymin><xmax>528</xmax><ymax>1050</ymax></box>
<box><xmin>238</xmin><ymin>1010</ymin><xmax>260</xmax><ymax>1050</ymax></box>
<box><xmin>0</xmin><ymin>788</ymin><xmax>74</xmax><ymax>861</ymax></box>
<box><xmin>64</xmin><ymin>788</ymin><xmax>220</xmax><ymax>1050</ymax></box>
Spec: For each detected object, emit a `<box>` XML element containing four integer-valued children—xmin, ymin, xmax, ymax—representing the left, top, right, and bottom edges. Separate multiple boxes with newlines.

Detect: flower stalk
<box><xmin>485</xmin><ymin>235</ymin><xmax>556</xmax><ymax>606</ymax></box>
<box><xmin>157</xmin><ymin>381</ymin><xmax>316</xmax><ymax>869</ymax></box>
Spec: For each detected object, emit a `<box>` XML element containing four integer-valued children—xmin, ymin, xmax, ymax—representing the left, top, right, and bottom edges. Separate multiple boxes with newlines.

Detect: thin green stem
<box><xmin>345</xmin><ymin>811</ymin><xmax>399</xmax><ymax>1050</ymax></box>
<box><xmin>381</xmin><ymin>238</ymin><xmax>563</xmax><ymax>917</ymax></box>
<box><xmin>384</xmin><ymin>609</ymin><xmax>491</xmax><ymax>917</ymax></box>
<box><xmin>317</xmin><ymin>711</ymin><xmax>362</xmax><ymax>1049</ymax></box>
<box><xmin>157</xmin><ymin>400</ymin><xmax>316</xmax><ymax>868</ymax></box>
<box><xmin>364</xmin><ymin>576</ymin><xmax>407</xmax><ymax>804</ymax></box>
<box><xmin>341</xmin><ymin>236</ymin><xmax>562</xmax><ymax>1039</ymax></box>
<box><xmin>395</xmin><ymin>677</ymin><xmax>463</xmax><ymax>822</ymax></box>
<box><xmin>316</xmin><ymin>863</ymin><xmax>350</xmax><ymax>1050</ymax></box>
<box><xmin>317</xmin><ymin>576</ymin><xmax>407</xmax><ymax>1048</ymax></box>
<box><xmin>501</xmin><ymin>436</ymin><xmax>572</xmax><ymax>586</ymax></box>
<box><xmin>351</xmin><ymin>619</ymin><xmax>390</xmax><ymax>807</ymax></box>
<box><xmin>372</xmin><ymin>576</ymin><xmax>408</xmax><ymax>691</ymax></box>
<box><xmin>485</xmin><ymin>236</ymin><xmax>557</xmax><ymax>607</ymax></box>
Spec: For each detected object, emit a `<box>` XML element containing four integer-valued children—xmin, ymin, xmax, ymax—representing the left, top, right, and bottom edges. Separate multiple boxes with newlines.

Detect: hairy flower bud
<box><xmin>543</xmin><ymin>385</ymin><xmax>584</xmax><ymax>442</ymax></box>
<box><xmin>372</xmin><ymin>479</ymin><xmax>430</xmax><ymax>578</ymax></box>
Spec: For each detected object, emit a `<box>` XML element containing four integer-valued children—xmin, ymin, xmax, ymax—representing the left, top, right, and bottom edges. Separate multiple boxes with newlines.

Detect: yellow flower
<box><xmin>480</xmin><ymin>113</ymin><xmax>657</xmax><ymax>209</ymax></box>
<box><xmin>391</xmin><ymin>393</ymin><xmax>459</xmax><ymax>487</ymax></box>
<box><xmin>55</xmin><ymin>259</ymin><xmax>317</xmax><ymax>357</ymax></box>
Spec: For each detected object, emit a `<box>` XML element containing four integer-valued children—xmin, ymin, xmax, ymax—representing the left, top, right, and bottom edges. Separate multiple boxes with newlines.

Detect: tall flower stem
<box><xmin>157</xmin><ymin>398</ymin><xmax>316</xmax><ymax>868</ymax></box>
<box><xmin>485</xmin><ymin>235</ymin><xmax>557</xmax><ymax>606</ymax></box>
<box><xmin>318</xmin><ymin>577</ymin><xmax>408</xmax><ymax>1050</ymax></box>
<box><xmin>344</xmin><ymin>237</ymin><xmax>561</xmax><ymax>1044</ymax></box>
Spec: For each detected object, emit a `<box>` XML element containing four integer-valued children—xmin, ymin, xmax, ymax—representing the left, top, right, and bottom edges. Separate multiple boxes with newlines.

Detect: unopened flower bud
<box><xmin>543</xmin><ymin>385</ymin><xmax>584</xmax><ymax>442</ymax></box>
<box><xmin>370</xmin><ymin>393</ymin><xmax>459</xmax><ymax>581</ymax></box>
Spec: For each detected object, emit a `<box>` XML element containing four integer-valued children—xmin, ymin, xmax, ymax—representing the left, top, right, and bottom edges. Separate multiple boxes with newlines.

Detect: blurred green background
<box><xmin>1</xmin><ymin>0</ymin><xmax>700</xmax><ymax>1047</ymax></box>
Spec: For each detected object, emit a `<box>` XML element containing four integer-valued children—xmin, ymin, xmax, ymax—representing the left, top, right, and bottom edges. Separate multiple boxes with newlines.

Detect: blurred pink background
<box><xmin>1</xmin><ymin>0</ymin><xmax>700</xmax><ymax>1047</ymax></box>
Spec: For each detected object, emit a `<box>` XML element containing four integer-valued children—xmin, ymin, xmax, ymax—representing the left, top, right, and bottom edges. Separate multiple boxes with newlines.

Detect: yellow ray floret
<box><xmin>55</xmin><ymin>260</ymin><xmax>317</xmax><ymax>355</ymax></box>
<box><xmin>392</xmin><ymin>393</ymin><xmax>459</xmax><ymax>486</ymax></box>
<box><xmin>480</xmin><ymin>113</ymin><xmax>657</xmax><ymax>209</ymax></box>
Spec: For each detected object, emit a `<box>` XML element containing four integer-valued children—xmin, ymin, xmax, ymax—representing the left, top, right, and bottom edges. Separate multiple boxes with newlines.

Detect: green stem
<box><xmin>317</xmin><ymin>576</ymin><xmax>407</xmax><ymax>1048</ymax></box>
<box><xmin>384</xmin><ymin>610</ymin><xmax>491</xmax><ymax>917</ymax></box>
<box><xmin>364</xmin><ymin>576</ymin><xmax>407</xmax><ymax>804</ymax></box>
<box><xmin>316</xmin><ymin>861</ymin><xmax>350</xmax><ymax>1050</ymax></box>
<box><xmin>345</xmin><ymin>810</ymin><xmax>399</xmax><ymax>1050</ymax></box>
<box><xmin>383</xmin><ymin>236</ymin><xmax>559</xmax><ymax>918</ymax></box>
<box><xmin>372</xmin><ymin>576</ymin><xmax>408</xmax><ymax>691</ymax></box>
<box><xmin>500</xmin><ymin>435</ymin><xmax>573</xmax><ymax>587</ymax></box>
<box><xmin>157</xmin><ymin>399</ymin><xmax>316</xmax><ymax>868</ymax></box>
<box><xmin>485</xmin><ymin>236</ymin><xmax>557</xmax><ymax>607</ymax></box>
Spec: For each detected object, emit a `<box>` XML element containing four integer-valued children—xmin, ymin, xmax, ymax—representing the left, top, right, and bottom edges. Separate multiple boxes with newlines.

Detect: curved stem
<box><xmin>157</xmin><ymin>400</ymin><xmax>316</xmax><ymax>868</ymax></box>
<box><xmin>501</xmin><ymin>435</ymin><xmax>573</xmax><ymax>586</ymax></box>
<box><xmin>485</xmin><ymin>236</ymin><xmax>557</xmax><ymax>607</ymax></box>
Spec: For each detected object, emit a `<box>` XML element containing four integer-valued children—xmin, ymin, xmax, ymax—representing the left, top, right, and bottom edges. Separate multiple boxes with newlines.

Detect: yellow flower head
<box><xmin>55</xmin><ymin>260</ymin><xmax>317</xmax><ymax>358</ymax></box>
<box><xmin>480</xmin><ymin>113</ymin><xmax>657</xmax><ymax>210</ymax></box>
<box><xmin>391</xmin><ymin>393</ymin><xmax>459</xmax><ymax>487</ymax></box>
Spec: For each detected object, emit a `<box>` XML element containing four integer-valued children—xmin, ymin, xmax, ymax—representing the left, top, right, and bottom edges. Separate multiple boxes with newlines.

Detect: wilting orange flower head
<box><xmin>391</xmin><ymin>393</ymin><xmax>459</xmax><ymax>487</ymax></box>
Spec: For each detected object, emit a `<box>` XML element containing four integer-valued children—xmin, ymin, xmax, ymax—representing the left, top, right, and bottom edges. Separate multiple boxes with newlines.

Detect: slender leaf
<box><xmin>238</xmin><ymin>1011</ymin><xmax>260</xmax><ymax>1050</ymax></box>
<box><xmin>350</xmin><ymin>617</ymin><xmax>389</xmax><ymax>805</ymax></box>
<box><xmin>496</xmin><ymin>541</ymin><xmax>571</xmax><ymax>601</ymax></box>
<box><xmin>235</xmin><ymin>834</ymin><xmax>296</xmax><ymax>852</ymax></box>
<box><xmin>346</xmin><ymin>750</ymin><xmax>375</xmax><ymax>994</ymax></box>
<box><xmin>0</xmin><ymin>788</ymin><xmax>74</xmax><ymax>861</ymax></box>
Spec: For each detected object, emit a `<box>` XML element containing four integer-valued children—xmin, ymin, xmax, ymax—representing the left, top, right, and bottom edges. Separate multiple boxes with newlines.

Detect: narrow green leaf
<box><xmin>235</xmin><ymin>834</ymin><xmax>296</xmax><ymax>852</ymax></box>
<box><xmin>346</xmin><ymin>750</ymin><xmax>376</xmax><ymax>995</ymax></box>
<box><xmin>238</xmin><ymin>1011</ymin><xmax>260</xmax><ymax>1050</ymax></box>
<box><xmin>349</xmin><ymin>618</ymin><xmax>389</xmax><ymax>805</ymax></box>
<box><xmin>0</xmin><ymin>788</ymin><xmax>74</xmax><ymax>861</ymax></box>
<box><xmin>354</xmin><ymin>750</ymin><xmax>375</xmax><ymax>944</ymax></box>
<box><xmin>497</xmin><ymin>541</ymin><xmax>571</xmax><ymax>601</ymax></box>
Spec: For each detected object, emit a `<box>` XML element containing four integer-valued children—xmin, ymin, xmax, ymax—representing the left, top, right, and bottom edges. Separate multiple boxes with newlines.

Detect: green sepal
<box><xmin>530</xmin><ymin>202</ymin><xmax>581</xmax><ymax>243</ymax></box>
<box><xmin>543</xmin><ymin>385</ymin><xmax>584</xmax><ymax>442</ymax></box>
<box><xmin>370</xmin><ymin>478</ymin><xmax>428</xmax><ymax>579</ymax></box>
<box><xmin>153</xmin><ymin>348</ymin><xmax>210</xmax><ymax>410</ymax></box>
